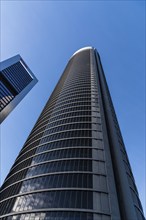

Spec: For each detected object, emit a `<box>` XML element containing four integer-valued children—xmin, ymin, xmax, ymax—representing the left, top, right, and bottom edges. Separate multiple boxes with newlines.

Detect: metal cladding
<box><xmin>0</xmin><ymin>55</ymin><xmax>38</xmax><ymax>123</ymax></box>
<box><xmin>0</xmin><ymin>48</ymin><xmax>145</xmax><ymax>219</ymax></box>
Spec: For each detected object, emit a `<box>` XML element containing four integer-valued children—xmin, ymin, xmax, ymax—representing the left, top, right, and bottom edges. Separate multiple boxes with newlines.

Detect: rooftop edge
<box><xmin>71</xmin><ymin>46</ymin><xmax>95</xmax><ymax>58</ymax></box>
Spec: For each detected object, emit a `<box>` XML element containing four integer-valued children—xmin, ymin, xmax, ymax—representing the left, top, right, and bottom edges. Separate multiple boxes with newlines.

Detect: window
<box><xmin>12</xmin><ymin>191</ymin><xmax>93</xmax><ymax>212</ymax></box>
<box><xmin>26</xmin><ymin>159</ymin><xmax>92</xmax><ymax>178</ymax></box>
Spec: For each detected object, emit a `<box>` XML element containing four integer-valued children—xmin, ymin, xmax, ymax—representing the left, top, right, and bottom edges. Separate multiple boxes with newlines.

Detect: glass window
<box><xmin>20</xmin><ymin>173</ymin><xmax>92</xmax><ymax>193</ymax></box>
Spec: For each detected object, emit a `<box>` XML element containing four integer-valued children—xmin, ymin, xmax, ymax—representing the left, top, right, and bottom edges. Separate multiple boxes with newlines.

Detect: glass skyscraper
<box><xmin>0</xmin><ymin>47</ymin><xmax>145</xmax><ymax>220</ymax></box>
<box><xmin>0</xmin><ymin>55</ymin><xmax>38</xmax><ymax>123</ymax></box>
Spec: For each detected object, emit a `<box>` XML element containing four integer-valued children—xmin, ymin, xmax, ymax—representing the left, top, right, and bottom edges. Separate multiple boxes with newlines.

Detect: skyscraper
<box><xmin>0</xmin><ymin>55</ymin><xmax>38</xmax><ymax>123</ymax></box>
<box><xmin>0</xmin><ymin>47</ymin><xmax>145</xmax><ymax>220</ymax></box>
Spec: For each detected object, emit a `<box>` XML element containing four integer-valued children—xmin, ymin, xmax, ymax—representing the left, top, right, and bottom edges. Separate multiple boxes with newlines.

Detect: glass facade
<box><xmin>0</xmin><ymin>55</ymin><xmax>38</xmax><ymax>123</ymax></box>
<box><xmin>0</xmin><ymin>81</ymin><xmax>14</xmax><ymax>111</ymax></box>
<box><xmin>0</xmin><ymin>47</ymin><xmax>145</xmax><ymax>220</ymax></box>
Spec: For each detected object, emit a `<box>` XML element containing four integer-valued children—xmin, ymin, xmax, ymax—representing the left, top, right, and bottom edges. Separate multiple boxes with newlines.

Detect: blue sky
<box><xmin>1</xmin><ymin>0</ymin><xmax>145</xmax><ymax>213</ymax></box>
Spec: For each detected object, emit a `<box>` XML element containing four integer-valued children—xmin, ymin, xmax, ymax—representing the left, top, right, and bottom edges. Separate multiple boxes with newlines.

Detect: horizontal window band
<box><xmin>16</xmin><ymin>123</ymin><xmax>100</xmax><ymax>160</ymax></box>
<box><xmin>25</xmin><ymin>121</ymin><xmax>101</xmax><ymax>146</ymax></box>
<box><xmin>49</xmin><ymin>93</ymin><xmax>96</xmax><ymax>106</ymax></box>
<box><xmin>60</xmin><ymin>85</ymin><xmax>91</xmax><ymax>93</ymax></box>
<box><xmin>23</xmin><ymin>128</ymin><xmax>96</xmax><ymax>152</ymax></box>
<box><xmin>29</xmin><ymin>111</ymin><xmax>93</xmax><ymax>133</ymax></box>
<box><xmin>4</xmin><ymin>157</ymin><xmax>105</xmax><ymax>183</ymax></box>
<box><xmin>25</xmin><ymin>120</ymin><xmax>93</xmax><ymax>142</ymax></box>
<box><xmin>16</xmin><ymin>135</ymin><xmax>93</xmax><ymax>162</ymax></box>
<box><xmin>44</xmin><ymin>89</ymin><xmax>96</xmax><ymax>108</ymax></box>
<box><xmin>9</xmin><ymin>145</ymin><xmax>103</xmax><ymax>173</ymax></box>
<box><xmin>32</xmin><ymin>108</ymin><xmax>96</xmax><ymax>130</ymax></box>
<box><xmin>14</xmin><ymin>136</ymin><xmax>102</xmax><ymax>164</ymax></box>
<box><xmin>39</xmin><ymin>102</ymin><xmax>99</xmax><ymax>122</ymax></box>
<box><xmin>24</xmin><ymin>110</ymin><xmax>99</xmax><ymax>142</ymax></box>
<box><xmin>17</xmin><ymin>121</ymin><xmax>95</xmax><ymax>156</ymax></box>
<box><xmin>1</xmin><ymin>171</ymin><xmax>107</xmax><ymax>193</ymax></box>
<box><xmin>40</xmin><ymin>94</ymin><xmax>99</xmax><ymax>115</ymax></box>
<box><xmin>39</xmin><ymin>106</ymin><xmax>99</xmax><ymax>125</ymax></box>
<box><xmin>0</xmin><ymin>208</ymin><xmax>111</xmax><ymax>218</ymax></box>
<box><xmin>24</xmin><ymin>111</ymin><xmax>101</xmax><ymax>140</ymax></box>
<box><xmin>0</xmin><ymin>188</ymin><xmax>109</xmax><ymax>204</ymax></box>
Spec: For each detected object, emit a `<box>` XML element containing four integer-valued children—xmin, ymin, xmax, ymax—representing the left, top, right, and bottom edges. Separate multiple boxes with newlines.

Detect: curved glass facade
<box><xmin>0</xmin><ymin>48</ymin><xmax>145</xmax><ymax>220</ymax></box>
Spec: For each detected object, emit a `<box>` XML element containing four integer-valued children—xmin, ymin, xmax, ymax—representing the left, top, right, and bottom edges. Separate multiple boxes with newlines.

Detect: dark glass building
<box><xmin>0</xmin><ymin>47</ymin><xmax>145</xmax><ymax>220</ymax></box>
<box><xmin>0</xmin><ymin>55</ymin><xmax>38</xmax><ymax>123</ymax></box>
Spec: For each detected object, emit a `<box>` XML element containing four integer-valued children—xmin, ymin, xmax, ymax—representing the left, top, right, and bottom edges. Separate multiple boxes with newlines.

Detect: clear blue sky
<box><xmin>1</xmin><ymin>0</ymin><xmax>145</xmax><ymax>213</ymax></box>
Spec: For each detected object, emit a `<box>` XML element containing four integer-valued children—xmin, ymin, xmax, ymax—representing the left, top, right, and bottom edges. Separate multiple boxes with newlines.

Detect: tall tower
<box><xmin>0</xmin><ymin>47</ymin><xmax>145</xmax><ymax>220</ymax></box>
<box><xmin>0</xmin><ymin>55</ymin><xmax>38</xmax><ymax>123</ymax></box>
